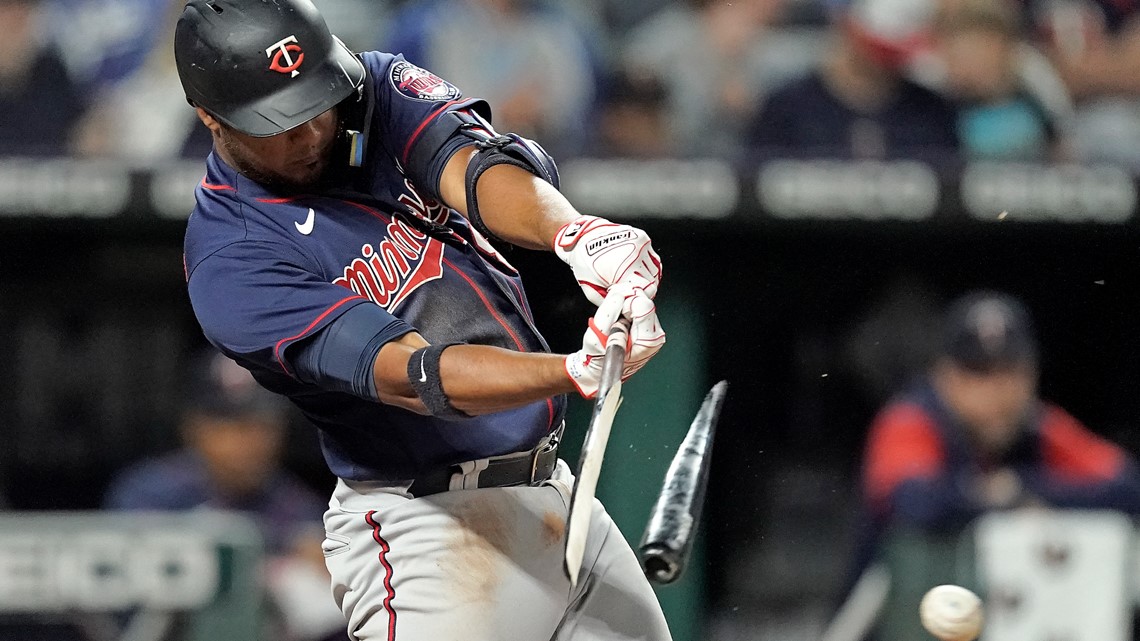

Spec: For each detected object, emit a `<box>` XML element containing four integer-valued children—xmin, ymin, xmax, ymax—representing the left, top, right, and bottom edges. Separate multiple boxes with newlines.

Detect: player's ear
<box><xmin>195</xmin><ymin>107</ymin><xmax>224</xmax><ymax>134</ymax></box>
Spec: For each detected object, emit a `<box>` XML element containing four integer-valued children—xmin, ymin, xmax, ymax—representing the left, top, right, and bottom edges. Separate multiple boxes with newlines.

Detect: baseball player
<box><xmin>173</xmin><ymin>1</ymin><xmax>668</xmax><ymax>640</ymax></box>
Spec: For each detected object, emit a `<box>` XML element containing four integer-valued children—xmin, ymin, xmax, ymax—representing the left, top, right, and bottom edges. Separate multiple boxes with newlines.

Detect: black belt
<box><xmin>408</xmin><ymin>431</ymin><xmax>561</xmax><ymax>498</ymax></box>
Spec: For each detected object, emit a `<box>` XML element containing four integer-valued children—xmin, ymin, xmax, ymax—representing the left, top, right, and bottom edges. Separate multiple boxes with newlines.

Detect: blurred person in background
<box><xmin>858</xmin><ymin>290</ymin><xmax>1140</xmax><ymax>561</ymax></box>
<box><xmin>0</xmin><ymin>0</ymin><xmax>87</xmax><ymax>156</ymax></box>
<box><xmin>40</xmin><ymin>0</ymin><xmax>170</xmax><ymax>91</ymax></box>
<box><xmin>746</xmin><ymin>0</ymin><xmax>960</xmax><ymax>160</ymax></box>
<box><xmin>623</xmin><ymin>0</ymin><xmax>790</xmax><ymax>157</ymax></box>
<box><xmin>1028</xmin><ymin>0</ymin><xmax>1140</xmax><ymax>167</ymax></box>
<box><xmin>932</xmin><ymin>0</ymin><xmax>1073</xmax><ymax>161</ymax></box>
<box><xmin>104</xmin><ymin>349</ymin><xmax>343</xmax><ymax>641</ymax></box>
<box><xmin>72</xmin><ymin>0</ymin><xmax>384</xmax><ymax>161</ymax></box>
<box><xmin>590</xmin><ymin>69</ymin><xmax>673</xmax><ymax>157</ymax></box>
<box><xmin>381</xmin><ymin>0</ymin><xmax>597</xmax><ymax>155</ymax></box>
<box><xmin>72</xmin><ymin>0</ymin><xmax>213</xmax><ymax>161</ymax></box>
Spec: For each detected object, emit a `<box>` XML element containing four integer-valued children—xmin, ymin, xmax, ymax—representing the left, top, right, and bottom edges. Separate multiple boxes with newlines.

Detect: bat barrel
<box><xmin>640</xmin><ymin>544</ymin><xmax>681</xmax><ymax>583</ymax></box>
<box><xmin>638</xmin><ymin>380</ymin><xmax>728</xmax><ymax>584</ymax></box>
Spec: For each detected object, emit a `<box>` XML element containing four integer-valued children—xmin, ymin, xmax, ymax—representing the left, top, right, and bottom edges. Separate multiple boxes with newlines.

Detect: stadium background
<box><xmin>4</xmin><ymin>0</ymin><xmax>1140</xmax><ymax>639</ymax></box>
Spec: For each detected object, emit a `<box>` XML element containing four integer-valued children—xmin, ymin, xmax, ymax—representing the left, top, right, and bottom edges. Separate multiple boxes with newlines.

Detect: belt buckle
<box><xmin>529</xmin><ymin>433</ymin><xmax>558</xmax><ymax>484</ymax></box>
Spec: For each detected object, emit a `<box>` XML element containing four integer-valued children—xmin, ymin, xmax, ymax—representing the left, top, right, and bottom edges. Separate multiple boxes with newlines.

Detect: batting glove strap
<box><xmin>407</xmin><ymin>342</ymin><xmax>471</xmax><ymax>420</ymax></box>
<box><xmin>553</xmin><ymin>215</ymin><xmax>662</xmax><ymax>306</ymax></box>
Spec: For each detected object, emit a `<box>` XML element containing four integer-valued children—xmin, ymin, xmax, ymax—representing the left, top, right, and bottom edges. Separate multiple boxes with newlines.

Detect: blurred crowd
<box><xmin>6</xmin><ymin>0</ymin><xmax>1140</xmax><ymax>167</ymax></box>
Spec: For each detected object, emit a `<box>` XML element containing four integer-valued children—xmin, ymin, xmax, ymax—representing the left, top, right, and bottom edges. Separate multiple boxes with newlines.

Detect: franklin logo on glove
<box><xmin>586</xmin><ymin>230</ymin><xmax>634</xmax><ymax>255</ymax></box>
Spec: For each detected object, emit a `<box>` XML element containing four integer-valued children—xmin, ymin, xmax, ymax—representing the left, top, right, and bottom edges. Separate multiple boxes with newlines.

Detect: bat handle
<box><xmin>598</xmin><ymin>318</ymin><xmax>630</xmax><ymax>391</ymax></box>
<box><xmin>607</xmin><ymin>317</ymin><xmax>631</xmax><ymax>350</ymax></box>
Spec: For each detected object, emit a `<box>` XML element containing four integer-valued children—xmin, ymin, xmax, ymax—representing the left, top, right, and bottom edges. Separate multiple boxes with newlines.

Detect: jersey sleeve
<box><xmin>1038</xmin><ymin>404</ymin><xmax>1126</xmax><ymax>482</ymax></box>
<box><xmin>187</xmin><ymin>240</ymin><xmax>402</xmax><ymax>377</ymax></box>
<box><xmin>1021</xmin><ymin>404</ymin><xmax>1140</xmax><ymax>513</ymax></box>
<box><xmin>862</xmin><ymin>401</ymin><xmax>987</xmax><ymax>529</ymax></box>
<box><xmin>363</xmin><ymin>52</ymin><xmax>491</xmax><ymax>198</ymax></box>
<box><xmin>863</xmin><ymin>402</ymin><xmax>947</xmax><ymax>508</ymax></box>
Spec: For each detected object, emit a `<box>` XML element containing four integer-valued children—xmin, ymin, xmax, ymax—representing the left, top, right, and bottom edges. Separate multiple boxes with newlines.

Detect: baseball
<box><xmin>919</xmin><ymin>584</ymin><xmax>984</xmax><ymax>641</ymax></box>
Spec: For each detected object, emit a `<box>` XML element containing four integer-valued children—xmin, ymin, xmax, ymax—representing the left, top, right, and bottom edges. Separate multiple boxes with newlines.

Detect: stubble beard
<box><xmin>219</xmin><ymin>131</ymin><xmax>325</xmax><ymax>193</ymax></box>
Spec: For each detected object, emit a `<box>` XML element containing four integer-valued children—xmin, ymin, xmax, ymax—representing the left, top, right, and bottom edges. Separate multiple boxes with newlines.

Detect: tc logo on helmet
<box><xmin>265</xmin><ymin>35</ymin><xmax>304</xmax><ymax>77</ymax></box>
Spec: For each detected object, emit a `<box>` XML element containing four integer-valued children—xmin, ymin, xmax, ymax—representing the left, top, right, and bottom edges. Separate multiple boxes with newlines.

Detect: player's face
<box><xmin>935</xmin><ymin>361</ymin><xmax>1037</xmax><ymax>455</ymax></box>
<box><xmin>199</xmin><ymin>107</ymin><xmax>339</xmax><ymax>191</ymax></box>
<box><xmin>187</xmin><ymin>414</ymin><xmax>284</xmax><ymax>498</ymax></box>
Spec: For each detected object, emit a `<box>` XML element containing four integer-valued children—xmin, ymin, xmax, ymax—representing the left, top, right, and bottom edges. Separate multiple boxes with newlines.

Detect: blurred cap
<box><xmin>941</xmin><ymin>291</ymin><xmax>1038</xmax><ymax>372</ymax></box>
<box><xmin>842</xmin><ymin>0</ymin><xmax>937</xmax><ymax>67</ymax></box>
<box><xmin>185</xmin><ymin>350</ymin><xmax>289</xmax><ymax>424</ymax></box>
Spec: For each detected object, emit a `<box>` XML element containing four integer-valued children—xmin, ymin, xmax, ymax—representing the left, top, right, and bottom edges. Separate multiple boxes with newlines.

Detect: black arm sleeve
<box><xmin>290</xmin><ymin>303</ymin><xmax>415</xmax><ymax>401</ymax></box>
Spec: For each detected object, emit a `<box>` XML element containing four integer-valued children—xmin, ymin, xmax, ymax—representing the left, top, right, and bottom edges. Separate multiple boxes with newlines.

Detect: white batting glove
<box><xmin>565</xmin><ymin>284</ymin><xmax>666</xmax><ymax>399</ymax></box>
<box><xmin>554</xmin><ymin>215</ymin><xmax>662</xmax><ymax>306</ymax></box>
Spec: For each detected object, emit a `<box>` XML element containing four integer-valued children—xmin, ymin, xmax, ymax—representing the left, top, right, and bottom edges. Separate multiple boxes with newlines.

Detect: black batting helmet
<box><xmin>174</xmin><ymin>0</ymin><xmax>366</xmax><ymax>137</ymax></box>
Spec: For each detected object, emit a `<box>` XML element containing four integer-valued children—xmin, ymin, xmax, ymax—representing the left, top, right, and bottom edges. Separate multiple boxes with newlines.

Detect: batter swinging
<box><xmin>173</xmin><ymin>1</ymin><xmax>668</xmax><ymax>639</ymax></box>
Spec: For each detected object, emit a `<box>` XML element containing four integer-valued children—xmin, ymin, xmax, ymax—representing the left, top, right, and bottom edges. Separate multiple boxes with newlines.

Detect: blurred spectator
<box><xmin>1028</xmin><ymin>0</ymin><xmax>1140</xmax><ymax>166</ymax></box>
<box><xmin>932</xmin><ymin>0</ymin><xmax>1073</xmax><ymax>160</ymax></box>
<box><xmin>746</xmin><ymin>0</ymin><xmax>960</xmax><ymax>161</ymax></box>
<box><xmin>591</xmin><ymin>69</ymin><xmax>672</xmax><ymax>157</ymax></box>
<box><xmin>72</xmin><ymin>0</ymin><xmax>385</xmax><ymax>161</ymax></box>
<box><xmin>104</xmin><ymin>349</ymin><xmax>343</xmax><ymax>641</ymax></box>
<box><xmin>0</xmin><ymin>0</ymin><xmax>87</xmax><ymax>156</ymax></box>
<box><xmin>382</xmin><ymin>0</ymin><xmax>597</xmax><ymax>154</ymax></box>
<box><xmin>309</xmin><ymin>0</ymin><xmax>390</xmax><ymax>52</ymax></box>
<box><xmin>595</xmin><ymin>0</ymin><xmax>673</xmax><ymax>35</ymax></box>
<box><xmin>623</xmin><ymin>0</ymin><xmax>791</xmax><ymax>157</ymax></box>
<box><xmin>40</xmin><ymin>0</ymin><xmax>169</xmax><ymax>91</ymax></box>
<box><xmin>859</xmin><ymin>290</ymin><xmax>1140</xmax><ymax>550</ymax></box>
<box><xmin>71</xmin><ymin>0</ymin><xmax>212</xmax><ymax>160</ymax></box>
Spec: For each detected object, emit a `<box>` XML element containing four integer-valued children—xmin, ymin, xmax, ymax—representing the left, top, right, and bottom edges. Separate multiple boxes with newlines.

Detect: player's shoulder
<box><xmin>870</xmin><ymin>385</ymin><xmax>942</xmax><ymax>437</ymax></box>
<box><xmin>1038</xmin><ymin>402</ymin><xmax>1092</xmax><ymax>437</ymax></box>
<box><xmin>873</xmin><ymin>398</ymin><xmax>937</xmax><ymax>430</ymax></box>
<box><xmin>362</xmin><ymin>50</ymin><xmax>463</xmax><ymax>104</ymax></box>
<box><xmin>104</xmin><ymin>451</ymin><xmax>206</xmax><ymax>510</ymax></box>
<box><xmin>184</xmin><ymin>193</ymin><xmax>316</xmax><ymax>282</ymax></box>
<box><xmin>358</xmin><ymin>50</ymin><xmax>398</xmax><ymax>80</ymax></box>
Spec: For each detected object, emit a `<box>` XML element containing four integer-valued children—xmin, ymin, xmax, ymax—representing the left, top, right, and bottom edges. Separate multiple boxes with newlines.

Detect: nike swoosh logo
<box><xmin>418</xmin><ymin>352</ymin><xmax>428</xmax><ymax>383</ymax></box>
<box><xmin>294</xmin><ymin>208</ymin><xmax>315</xmax><ymax>235</ymax></box>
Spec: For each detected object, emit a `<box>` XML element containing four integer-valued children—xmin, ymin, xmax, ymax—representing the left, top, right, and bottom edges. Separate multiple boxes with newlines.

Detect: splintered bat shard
<box><xmin>564</xmin><ymin>319</ymin><xmax>630</xmax><ymax>588</ymax></box>
<box><xmin>638</xmin><ymin>380</ymin><xmax>728</xmax><ymax>584</ymax></box>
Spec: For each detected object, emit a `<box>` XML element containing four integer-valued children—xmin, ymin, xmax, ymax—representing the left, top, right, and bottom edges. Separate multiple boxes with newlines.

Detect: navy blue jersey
<box><xmin>184</xmin><ymin>51</ymin><xmax>566</xmax><ymax>483</ymax></box>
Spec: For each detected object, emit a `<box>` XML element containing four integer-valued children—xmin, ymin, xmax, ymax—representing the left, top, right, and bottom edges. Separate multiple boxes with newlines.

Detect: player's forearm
<box><xmin>374</xmin><ymin>335</ymin><xmax>574</xmax><ymax>416</ymax></box>
<box><xmin>472</xmin><ymin>163</ymin><xmax>577</xmax><ymax>250</ymax></box>
<box><xmin>438</xmin><ymin>345</ymin><xmax>575</xmax><ymax>414</ymax></box>
<box><xmin>439</xmin><ymin>146</ymin><xmax>576</xmax><ymax>250</ymax></box>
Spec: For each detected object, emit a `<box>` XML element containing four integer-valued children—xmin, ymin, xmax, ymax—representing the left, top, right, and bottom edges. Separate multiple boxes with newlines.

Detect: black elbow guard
<box><xmin>404</xmin><ymin>107</ymin><xmax>560</xmax><ymax>244</ymax></box>
<box><xmin>463</xmin><ymin>126</ymin><xmax>560</xmax><ymax>244</ymax></box>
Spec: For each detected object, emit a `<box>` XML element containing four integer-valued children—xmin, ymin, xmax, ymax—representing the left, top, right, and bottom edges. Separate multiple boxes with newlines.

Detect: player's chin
<box><xmin>280</xmin><ymin>162</ymin><xmax>327</xmax><ymax>191</ymax></box>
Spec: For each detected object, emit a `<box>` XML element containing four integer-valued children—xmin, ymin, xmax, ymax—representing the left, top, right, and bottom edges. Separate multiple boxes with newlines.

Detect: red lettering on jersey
<box><xmin>397</xmin><ymin>179</ymin><xmax>449</xmax><ymax>223</ymax></box>
<box><xmin>333</xmin><ymin>217</ymin><xmax>443</xmax><ymax>311</ymax></box>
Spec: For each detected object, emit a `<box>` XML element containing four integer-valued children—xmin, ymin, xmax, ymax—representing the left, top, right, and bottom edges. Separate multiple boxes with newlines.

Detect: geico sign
<box><xmin>0</xmin><ymin>531</ymin><xmax>218</xmax><ymax>611</ymax></box>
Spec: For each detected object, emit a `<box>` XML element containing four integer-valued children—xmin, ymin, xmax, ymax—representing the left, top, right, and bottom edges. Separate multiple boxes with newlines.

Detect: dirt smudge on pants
<box><xmin>541</xmin><ymin>511</ymin><xmax>565</xmax><ymax>547</ymax></box>
<box><xmin>443</xmin><ymin>496</ymin><xmax>513</xmax><ymax>604</ymax></box>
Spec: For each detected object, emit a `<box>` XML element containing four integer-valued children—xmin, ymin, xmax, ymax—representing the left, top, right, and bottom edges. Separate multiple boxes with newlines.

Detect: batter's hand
<box><xmin>554</xmin><ymin>215</ymin><xmax>662</xmax><ymax>306</ymax></box>
<box><xmin>565</xmin><ymin>284</ymin><xmax>666</xmax><ymax>398</ymax></box>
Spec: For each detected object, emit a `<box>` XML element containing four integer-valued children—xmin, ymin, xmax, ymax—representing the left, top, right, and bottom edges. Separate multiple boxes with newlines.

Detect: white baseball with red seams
<box><xmin>920</xmin><ymin>585</ymin><xmax>984</xmax><ymax>641</ymax></box>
